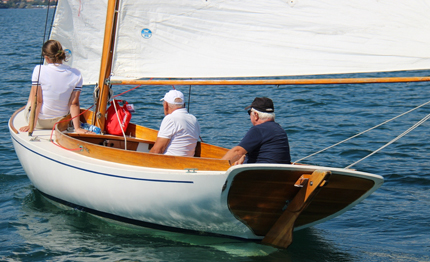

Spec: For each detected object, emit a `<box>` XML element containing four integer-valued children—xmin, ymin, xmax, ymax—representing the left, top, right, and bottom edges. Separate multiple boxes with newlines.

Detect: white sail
<box><xmin>112</xmin><ymin>0</ymin><xmax>430</xmax><ymax>80</ymax></box>
<box><xmin>50</xmin><ymin>0</ymin><xmax>430</xmax><ymax>84</ymax></box>
<box><xmin>50</xmin><ymin>0</ymin><xmax>107</xmax><ymax>85</ymax></box>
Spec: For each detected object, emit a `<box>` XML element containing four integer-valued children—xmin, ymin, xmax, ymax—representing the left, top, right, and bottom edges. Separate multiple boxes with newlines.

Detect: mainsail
<box><xmin>52</xmin><ymin>0</ymin><xmax>430</xmax><ymax>84</ymax></box>
<box><xmin>50</xmin><ymin>0</ymin><xmax>107</xmax><ymax>85</ymax></box>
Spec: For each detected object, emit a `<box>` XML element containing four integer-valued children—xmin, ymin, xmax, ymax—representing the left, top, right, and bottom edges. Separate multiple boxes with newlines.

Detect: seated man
<box><xmin>150</xmin><ymin>89</ymin><xmax>201</xmax><ymax>157</ymax></box>
<box><xmin>222</xmin><ymin>97</ymin><xmax>291</xmax><ymax>165</ymax></box>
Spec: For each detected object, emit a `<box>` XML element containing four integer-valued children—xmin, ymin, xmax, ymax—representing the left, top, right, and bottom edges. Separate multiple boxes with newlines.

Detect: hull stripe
<box><xmin>11</xmin><ymin>135</ymin><xmax>194</xmax><ymax>184</ymax></box>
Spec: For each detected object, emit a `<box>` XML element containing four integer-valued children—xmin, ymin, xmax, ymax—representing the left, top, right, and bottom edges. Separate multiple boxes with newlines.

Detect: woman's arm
<box><xmin>69</xmin><ymin>90</ymin><xmax>91</xmax><ymax>134</ymax></box>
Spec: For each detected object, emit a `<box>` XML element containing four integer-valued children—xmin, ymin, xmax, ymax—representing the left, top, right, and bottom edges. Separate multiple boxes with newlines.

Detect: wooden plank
<box><xmin>230</xmin><ymin>184</ymin><xmax>373</xmax><ymax>232</ymax></box>
<box><xmin>261</xmin><ymin>170</ymin><xmax>330</xmax><ymax>249</ymax></box>
<box><xmin>198</xmin><ymin>142</ymin><xmax>229</xmax><ymax>158</ymax></box>
<box><xmin>125</xmin><ymin>123</ymin><xmax>159</xmax><ymax>141</ymax></box>
<box><xmin>227</xmin><ymin>170</ymin><xmax>375</xmax><ymax>233</ymax></box>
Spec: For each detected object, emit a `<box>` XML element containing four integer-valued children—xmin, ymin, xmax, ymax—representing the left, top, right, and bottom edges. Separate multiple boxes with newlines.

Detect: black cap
<box><xmin>245</xmin><ymin>97</ymin><xmax>274</xmax><ymax>112</ymax></box>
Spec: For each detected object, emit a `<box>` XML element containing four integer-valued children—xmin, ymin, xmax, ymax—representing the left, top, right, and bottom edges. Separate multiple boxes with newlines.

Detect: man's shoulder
<box><xmin>173</xmin><ymin>109</ymin><xmax>198</xmax><ymax>120</ymax></box>
<box><xmin>160</xmin><ymin>113</ymin><xmax>175</xmax><ymax>125</ymax></box>
<box><xmin>253</xmin><ymin>121</ymin><xmax>285</xmax><ymax>135</ymax></box>
<box><xmin>261</xmin><ymin>121</ymin><xmax>282</xmax><ymax>128</ymax></box>
<box><xmin>163</xmin><ymin>109</ymin><xmax>198</xmax><ymax>124</ymax></box>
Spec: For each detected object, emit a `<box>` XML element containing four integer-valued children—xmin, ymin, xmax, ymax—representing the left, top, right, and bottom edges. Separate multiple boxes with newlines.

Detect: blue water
<box><xmin>1</xmin><ymin>8</ymin><xmax>430</xmax><ymax>262</ymax></box>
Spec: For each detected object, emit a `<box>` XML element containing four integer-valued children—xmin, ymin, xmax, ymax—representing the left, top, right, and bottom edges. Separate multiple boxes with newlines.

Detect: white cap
<box><xmin>161</xmin><ymin>90</ymin><xmax>185</xmax><ymax>105</ymax></box>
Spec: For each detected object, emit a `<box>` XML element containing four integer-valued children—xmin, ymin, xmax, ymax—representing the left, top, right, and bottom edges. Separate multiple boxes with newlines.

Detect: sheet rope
<box><xmin>294</xmin><ymin>99</ymin><xmax>430</xmax><ymax>168</ymax></box>
<box><xmin>345</xmin><ymin>111</ymin><xmax>430</xmax><ymax>169</ymax></box>
<box><xmin>111</xmin><ymin>98</ymin><xmax>128</xmax><ymax>150</ymax></box>
<box><xmin>108</xmin><ymin>85</ymin><xmax>143</xmax><ymax>149</ymax></box>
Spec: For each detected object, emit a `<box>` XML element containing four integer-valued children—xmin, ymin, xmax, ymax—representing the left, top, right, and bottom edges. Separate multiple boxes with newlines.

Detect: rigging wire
<box><xmin>186</xmin><ymin>84</ymin><xmax>203</xmax><ymax>141</ymax></box>
<box><xmin>345</xmin><ymin>111</ymin><xmax>430</xmax><ymax>169</ymax></box>
<box><xmin>188</xmin><ymin>85</ymin><xmax>192</xmax><ymax>112</ymax></box>
<box><xmin>29</xmin><ymin>2</ymin><xmax>56</xmax><ymax>136</ymax></box>
<box><xmin>294</xmin><ymin>99</ymin><xmax>430</xmax><ymax>166</ymax></box>
<box><xmin>41</xmin><ymin>0</ymin><xmax>53</xmax><ymax>52</ymax></box>
<box><xmin>111</xmin><ymin>85</ymin><xmax>142</xmax><ymax>99</ymax></box>
<box><xmin>47</xmin><ymin>3</ymin><xmax>57</xmax><ymax>38</ymax></box>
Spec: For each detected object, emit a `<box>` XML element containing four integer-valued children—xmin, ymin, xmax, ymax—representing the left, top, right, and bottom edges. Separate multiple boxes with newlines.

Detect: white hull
<box><xmin>9</xmin><ymin>109</ymin><xmax>383</xmax><ymax>240</ymax></box>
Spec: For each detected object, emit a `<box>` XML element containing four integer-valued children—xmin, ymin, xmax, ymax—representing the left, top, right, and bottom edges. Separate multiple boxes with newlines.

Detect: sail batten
<box><xmin>52</xmin><ymin>0</ymin><xmax>430</xmax><ymax>85</ymax></box>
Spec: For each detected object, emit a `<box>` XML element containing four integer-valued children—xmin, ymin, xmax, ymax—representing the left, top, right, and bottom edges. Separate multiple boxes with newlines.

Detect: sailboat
<box><xmin>10</xmin><ymin>0</ymin><xmax>430</xmax><ymax>249</ymax></box>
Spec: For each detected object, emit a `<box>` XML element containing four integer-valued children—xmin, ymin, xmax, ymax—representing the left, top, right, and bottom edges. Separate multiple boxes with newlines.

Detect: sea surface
<box><xmin>1</xmin><ymin>8</ymin><xmax>430</xmax><ymax>262</ymax></box>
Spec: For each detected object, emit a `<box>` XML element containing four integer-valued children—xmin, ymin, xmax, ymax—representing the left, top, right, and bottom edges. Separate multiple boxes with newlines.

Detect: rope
<box><xmin>294</xmin><ymin>99</ymin><xmax>430</xmax><ymax>165</ymax></box>
<box><xmin>108</xmin><ymin>85</ymin><xmax>145</xmax><ymax>150</ymax></box>
<box><xmin>345</xmin><ymin>111</ymin><xmax>430</xmax><ymax>169</ymax></box>
<box><xmin>111</xmin><ymin>85</ymin><xmax>142</xmax><ymax>99</ymax></box>
<box><xmin>111</xmin><ymin>99</ymin><xmax>128</xmax><ymax>150</ymax></box>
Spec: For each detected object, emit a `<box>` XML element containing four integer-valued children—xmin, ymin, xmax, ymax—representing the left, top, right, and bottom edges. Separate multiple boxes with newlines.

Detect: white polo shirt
<box><xmin>158</xmin><ymin>108</ymin><xmax>200</xmax><ymax>156</ymax></box>
<box><xmin>32</xmin><ymin>64</ymin><xmax>83</xmax><ymax>119</ymax></box>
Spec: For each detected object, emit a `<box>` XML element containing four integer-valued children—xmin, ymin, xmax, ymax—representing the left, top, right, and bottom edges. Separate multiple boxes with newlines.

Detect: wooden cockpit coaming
<box><xmin>54</xmin><ymin>112</ymin><xmax>231</xmax><ymax>171</ymax></box>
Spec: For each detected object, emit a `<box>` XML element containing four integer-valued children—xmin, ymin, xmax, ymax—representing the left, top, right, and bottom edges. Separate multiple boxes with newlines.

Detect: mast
<box><xmin>92</xmin><ymin>0</ymin><xmax>119</xmax><ymax>130</ymax></box>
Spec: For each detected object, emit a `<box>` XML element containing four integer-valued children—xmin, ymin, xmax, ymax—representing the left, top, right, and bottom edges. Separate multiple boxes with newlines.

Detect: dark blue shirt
<box><xmin>238</xmin><ymin>121</ymin><xmax>291</xmax><ymax>164</ymax></box>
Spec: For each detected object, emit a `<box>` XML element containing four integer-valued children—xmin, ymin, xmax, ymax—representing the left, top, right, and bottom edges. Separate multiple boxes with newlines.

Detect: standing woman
<box><xmin>19</xmin><ymin>40</ymin><xmax>89</xmax><ymax>134</ymax></box>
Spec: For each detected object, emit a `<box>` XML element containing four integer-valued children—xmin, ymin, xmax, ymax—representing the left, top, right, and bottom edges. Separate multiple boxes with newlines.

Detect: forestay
<box><xmin>51</xmin><ymin>0</ymin><xmax>430</xmax><ymax>84</ymax></box>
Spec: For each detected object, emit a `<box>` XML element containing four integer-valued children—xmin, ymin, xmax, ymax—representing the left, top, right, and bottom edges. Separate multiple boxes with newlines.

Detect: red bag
<box><xmin>105</xmin><ymin>100</ymin><xmax>132</xmax><ymax>136</ymax></box>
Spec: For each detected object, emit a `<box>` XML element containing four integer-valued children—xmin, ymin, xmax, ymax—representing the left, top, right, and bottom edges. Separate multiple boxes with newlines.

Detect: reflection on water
<box><xmin>11</xmin><ymin>188</ymin><xmax>361</xmax><ymax>261</ymax></box>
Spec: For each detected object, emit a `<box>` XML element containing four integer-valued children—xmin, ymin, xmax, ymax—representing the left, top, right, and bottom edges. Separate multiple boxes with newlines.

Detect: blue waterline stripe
<box><xmin>11</xmin><ymin>135</ymin><xmax>194</xmax><ymax>184</ymax></box>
